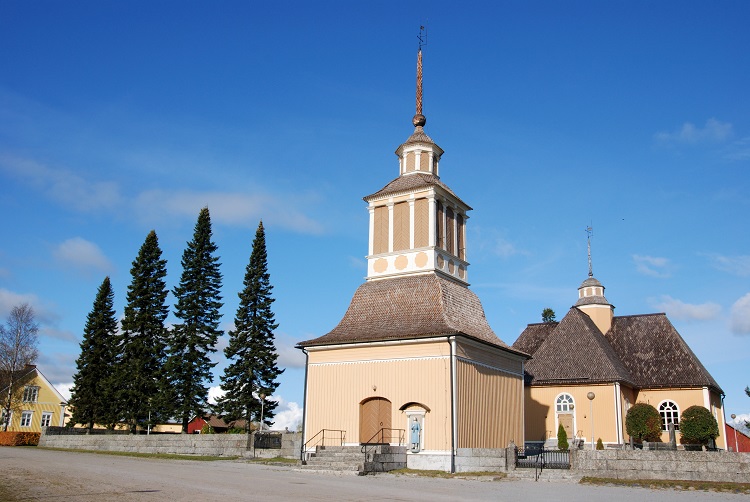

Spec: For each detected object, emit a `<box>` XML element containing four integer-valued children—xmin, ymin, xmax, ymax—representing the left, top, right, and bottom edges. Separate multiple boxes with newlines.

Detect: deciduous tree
<box><xmin>0</xmin><ymin>304</ymin><xmax>39</xmax><ymax>432</ymax></box>
<box><xmin>218</xmin><ymin>221</ymin><xmax>283</xmax><ymax>431</ymax></box>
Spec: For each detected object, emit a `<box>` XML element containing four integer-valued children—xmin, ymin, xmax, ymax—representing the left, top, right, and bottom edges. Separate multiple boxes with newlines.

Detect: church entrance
<box><xmin>558</xmin><ymin>413</ymin><xmax>573</xmax><ymax>440</ymax></box>
<box><xmin>360</xmin><ymin>397</ymin><xmax>392</xmax><ymax>444</ymax></box>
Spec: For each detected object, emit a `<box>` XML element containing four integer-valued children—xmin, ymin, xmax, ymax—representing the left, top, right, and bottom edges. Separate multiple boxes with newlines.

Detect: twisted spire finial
<box><xmin>413</xmin><ymin>26</ymin><xmax>426</xmax><ymax>128</ymax></box>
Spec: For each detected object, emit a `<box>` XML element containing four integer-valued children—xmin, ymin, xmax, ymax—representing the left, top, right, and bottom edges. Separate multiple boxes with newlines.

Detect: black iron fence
<box><xmin>516</xmin><ymin>446</ymin><xmax>570</xmax><ymax>470</ymax></box>
<box><xmin>253</xmin><ymin>432</ymin><xmax>282</xmax><ymax>449</ymax></box>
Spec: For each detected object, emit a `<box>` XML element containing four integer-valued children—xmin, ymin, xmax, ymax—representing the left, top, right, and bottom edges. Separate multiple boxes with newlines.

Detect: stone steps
<box><xmin>302</xmin><ymin>446</ymin><xmax>364</xmax><ymax>473</ymax></box>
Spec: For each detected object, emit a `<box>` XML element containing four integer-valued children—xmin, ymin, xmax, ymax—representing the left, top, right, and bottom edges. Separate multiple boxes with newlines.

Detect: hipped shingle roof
<box><xmin>517</xmin><ymin>308</ymin><xmax>634</xmax><ymax>386</ymax></box>
<box><xmin>299</xmin><ymin>274</ymin><xmax>520</xmax><ymax>353</ymax></box>
<box><xmin>364</xmin><ymin>173</ymin><xmax>470</xmax><ymax>209</ymax></box>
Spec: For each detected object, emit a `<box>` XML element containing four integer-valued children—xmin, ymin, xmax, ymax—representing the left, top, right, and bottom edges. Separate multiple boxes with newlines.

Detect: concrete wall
<box><xmin>454</xmin><ymin>448</ymin><xmax>508</xmax><ymax>473</ymax></box>
<box><xmin>39</xmin><ymin>430</ymin><xmax>302</xmax><ymax>459</ymax></box>
<box><xmin>571</xmin><ymin>449</ymin><xmax>750</xmax><ymax>483</ymax></box>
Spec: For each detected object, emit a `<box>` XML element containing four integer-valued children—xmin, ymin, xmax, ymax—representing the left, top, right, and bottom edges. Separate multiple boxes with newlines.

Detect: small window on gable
<box><xmin>556</xmin><ymin>393</ymin><xmax>574</xmax><ymax>413</ymax></box>
<box><xmin>659</xmin><ymin>400</ymin><xmax>680</xmax><ymax>431</ymax></box>
<box><xmin>23</xmin><ymin>386</ymin><xmax>39</xmax><ymax>403</ymax></box>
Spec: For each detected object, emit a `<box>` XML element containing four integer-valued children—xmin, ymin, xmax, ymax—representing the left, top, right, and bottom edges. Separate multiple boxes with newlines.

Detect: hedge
<box><xmin>0</xmin><ymin>431</ymin><xmax>41</xmax><ymax>446</ymax></box>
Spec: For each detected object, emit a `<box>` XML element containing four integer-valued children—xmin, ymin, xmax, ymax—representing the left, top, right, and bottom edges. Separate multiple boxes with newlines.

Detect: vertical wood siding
<box><xmin>414</xmin><ymin>198</ymin><xmax>428</xmax><ymax>248</ymax></box>
<box><xmin>393</xmin><ymin>201</ymin><xmax>410</xmax><ymax>251</ymax></box>
<box><xmin>373</xmin><ymin>205</ymin><xmax>389</xmax><ymax>254</ymax></box>
<box><xmin>306</xmin><ymin>357</ymin><xmax>452</xmax><ymax>451</ymax></box>
<box><xmin>456</xmin><ymin>361</ymin><xmax>524</xmax><ymax>448</ymax></box>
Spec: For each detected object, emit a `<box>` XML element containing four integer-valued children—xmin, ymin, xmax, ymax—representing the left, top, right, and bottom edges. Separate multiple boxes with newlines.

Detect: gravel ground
<box><xmin>0</xmin><ymin>447</ymin><xmax>746</xmax><ymax>501</ymax></box>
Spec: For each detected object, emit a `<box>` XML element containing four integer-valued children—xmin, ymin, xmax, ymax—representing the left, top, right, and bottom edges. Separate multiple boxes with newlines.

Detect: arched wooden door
<box><xmin>360</xmin><ymin>397</ymin><xmax>392</xmax><ymax>443</ymax></box>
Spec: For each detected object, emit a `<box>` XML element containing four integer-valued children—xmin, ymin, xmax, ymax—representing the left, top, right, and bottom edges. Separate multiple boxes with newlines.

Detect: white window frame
<box><xmin>20</xmin><ymin>410</ymin><xmax>33</xmax><ymax>428</ymax></box>
<box><xmin>658</xmin><ymin>400</ymin><xmax>680</xmax><ymax>431</ymax></box>
<box><xmin>23</xmin><ymin>386</ymin><xmax>39</xmax><ymax>403</ymax></box>
<box><xmin>555</xmin><ymin>393</ymin><xmax>575</xmax><ymax>413</ymax></box>
<box><xmin>41</xmin><ymin>411</ymin><xmax>53</xmax><ymax>428</ymax></box>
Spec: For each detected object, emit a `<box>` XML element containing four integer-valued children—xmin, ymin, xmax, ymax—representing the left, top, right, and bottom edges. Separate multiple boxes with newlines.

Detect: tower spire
<box><xmin>413</xmin><ymin>26</ymin><xmax>426</xmax><ymax>128</ymax></box>
<box><xmin>586</xmin><ymin>225</ymin><xmax>594</xmax><ymax>278</ymax></box>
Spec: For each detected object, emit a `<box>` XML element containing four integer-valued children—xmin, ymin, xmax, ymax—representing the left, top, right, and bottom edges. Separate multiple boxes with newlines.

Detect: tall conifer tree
<box><xmin>69</xmin><ymin>277</ymin><xmax>119</xmax><ymax>431</ymax></box>
<box><xmin>164</xmin><ymin>207</ymin><xmax>223</xmax><ymax>432</ymax></box>
<box><xmin>117</xmin><ymin>230</ymin><xmax>169</xmax><ymax>433</ymax></box>
<box><xmin>218</xmin><ymin>221</ymin><xmax>283</xmax><ymax>431</ymax></box>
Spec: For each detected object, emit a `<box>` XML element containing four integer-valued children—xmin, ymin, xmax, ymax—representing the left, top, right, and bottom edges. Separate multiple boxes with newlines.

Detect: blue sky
<box><xmin>1</xmin><ymin>1</ymin><xmax>748</xmax><ymax>431</ymax></box>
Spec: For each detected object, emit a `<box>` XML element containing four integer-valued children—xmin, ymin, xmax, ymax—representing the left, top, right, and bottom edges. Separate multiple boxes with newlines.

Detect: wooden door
<box><xmin>558</xmin><ymin>413</ymin><xmax>573</xmax><ymax>440</ymax></box>
<box><xmin>360</xmin><ymin>398</ymin><xmax>392</xmax><ymax>443</ymax></box>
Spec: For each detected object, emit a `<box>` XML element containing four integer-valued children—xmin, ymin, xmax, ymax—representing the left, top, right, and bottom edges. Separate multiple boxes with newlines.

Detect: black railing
<box><xmin>301</xmin><ymin>429</ymin><xmax>346</xmax><ymax>460</ymax></box>
<box><xmin>360</xmin><ymin>428</ymin><xmax>405</xmax><ymax>462</ymax></box>
<box><xmin>516</xmin><ymin>446</ymin><xmax>570</xmax><ymax>480</ymax></box>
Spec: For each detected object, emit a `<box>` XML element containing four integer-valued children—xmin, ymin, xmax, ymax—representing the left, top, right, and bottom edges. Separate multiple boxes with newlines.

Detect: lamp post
<box><xmin>587</xmin><ymin>392</ymin><xmax>596</xmax><ymax>450</ymax></box>
<box><xmin>259</xmin><ymin>393</ymin><xmax>265</xmax><ymax>432</ymax></box>
<box><xmin>731</xmin><ymin>414</ymin><xmax>739</xmax><ymax>452</ymax></box>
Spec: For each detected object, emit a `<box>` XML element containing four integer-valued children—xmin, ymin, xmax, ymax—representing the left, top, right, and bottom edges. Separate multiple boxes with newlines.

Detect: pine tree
<box><xmin>164</xmin><ymin>207</ymin><xmax>223</xmax><ymax>433</ymax></box>
<box><xmin>116</xmin><ymin>230</ymin><xmax>169</xmax><ymax>433</ymax></box>
<box><xmin>218</xmin><ymin>221</ymin><xmax>283</xmax><ymax>431</ymax></box>
<box><xmin>69</xmin><ymin>277</ymin><xmax>119</xmax><ymax>431</ymax></box>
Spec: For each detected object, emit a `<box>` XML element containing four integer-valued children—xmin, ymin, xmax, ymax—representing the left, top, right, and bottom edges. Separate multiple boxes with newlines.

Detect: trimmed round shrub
<box><xmin>625</xmin><ymin>403</ymin><xmax>662</xmax><ymax>443</ymax></box>
<box><xmin>557</xmin><ymin>423</ymin><xmax>569</xmax><ymax>451</ymax></box>
<box><xmin>679</xmin><ymin>405</ymin><xmax>719</xmax><ymax>446</ymax></box>
<box><xmin>596</xmin><ymin>438</ymin><xmax>604</xmax><ymax>450</ymax></box>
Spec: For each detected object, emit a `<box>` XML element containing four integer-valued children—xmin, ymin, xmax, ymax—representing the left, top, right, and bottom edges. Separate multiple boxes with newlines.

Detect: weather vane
<box><xmin>586</xmin><ymin>225</ymin><xmax>594</xmax><ymax>278</ymax></box>
<box><xmin>417</xmin><ymin>25</ymin><xmax>427</xmax><ymax>50</ymax></box>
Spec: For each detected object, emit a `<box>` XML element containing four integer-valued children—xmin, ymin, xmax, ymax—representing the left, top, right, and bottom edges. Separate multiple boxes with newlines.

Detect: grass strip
<box><xmin>580</xmin><ymin>476</ymin><xmax>750</xmax><ymax>494</ymax></box>
<box><xmin>389</xmin><ymin>468</ymin><xmax>506</xmax><ymax>479</ymax></box>
<box><xmin>38</xmin><ymin>446</ymin><xmax>239</xmax><ymax>461</ymax></box>
<box><xmin>246</xmin><ymin>456</ymin><xmax>299</xmax><ymax>464</ymax></box>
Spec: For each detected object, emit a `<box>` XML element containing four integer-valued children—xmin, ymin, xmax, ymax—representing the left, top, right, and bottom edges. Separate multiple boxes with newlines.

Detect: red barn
<box><xmin>187</xmin><ymin>414</ymin><xmax>228</xmax><ymax>434</ymax></box>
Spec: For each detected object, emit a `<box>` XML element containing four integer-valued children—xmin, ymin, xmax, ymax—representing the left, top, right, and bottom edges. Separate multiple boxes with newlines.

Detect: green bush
<box><xmin>557</xmin><ymin>423</ymin><xmax>569</xmax><ymax>450</ymax></box>
<box><xmin>200</xmin><ymin>423</ymin><xmax>215</xmax><ymax>434</ymax></box>
<box><xmin>596</xmin><ymin>438</ymin><xmax>604</xmax><ymax>450</ymax></box>
<box><xmin>625</xmin><ymin>403</ymin><xmax>662</xmax><ymax>443</ymax></box>
<box><xmin>679</xmin><ymin>405</ymin><xmax>719</xmax><ymax>446</ymax></box>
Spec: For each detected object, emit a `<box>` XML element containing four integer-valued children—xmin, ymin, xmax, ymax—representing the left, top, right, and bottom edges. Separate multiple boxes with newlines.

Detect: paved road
<box><xmin>0</xmin><ymin>448</ymin><xmax>745</xmax><ymax>501</ymax></box>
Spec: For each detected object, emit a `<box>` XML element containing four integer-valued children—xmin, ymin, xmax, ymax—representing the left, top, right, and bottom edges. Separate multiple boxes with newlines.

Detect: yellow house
<box><xmin>298</xmin><ymin>48</ymin><xmax>528</xmax><ymax>472</ymax></box>
<box><xmin>513</xmin><ymin>245</ymin><xmax>725</xmax><ymax>449</ymax></box>
<box><xmin>1</xmin><ymin>364</ymin><xmax>68</xmax><ymax>433</ymax></box>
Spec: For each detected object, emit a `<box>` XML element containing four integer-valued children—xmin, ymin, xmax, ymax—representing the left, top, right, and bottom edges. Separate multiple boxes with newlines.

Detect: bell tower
<box><xmin>364</xmin><ymin>37</ymin><xmax>471</xmax><ymax>284</ymax></box>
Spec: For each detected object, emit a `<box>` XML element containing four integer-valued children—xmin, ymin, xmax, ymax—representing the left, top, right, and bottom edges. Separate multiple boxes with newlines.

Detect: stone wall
<box><xmin>571</xmin><ymin>449</ymin><xmax>750</xmax><ymax>483</ymax></box>
<box><xmin>39</xmin><ymin>430</ymin><xmax>302</xmax><ymax>459</ymax></box>
<box><xmin>454</xmin><ymin>448</ymin><xmax>508</xmax><ymax>473</ymax></box>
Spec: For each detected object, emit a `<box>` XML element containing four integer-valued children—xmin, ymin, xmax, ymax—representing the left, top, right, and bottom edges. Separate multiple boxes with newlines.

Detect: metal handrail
<box><xmin>360</xmin><ymin>428</ymin><xmax>405</xmax><ymax>462</ymax></box>
<box><xmin>301</xmin><ymin>429</ymin><xmax>346</xmax><ymax>460</ymax></box>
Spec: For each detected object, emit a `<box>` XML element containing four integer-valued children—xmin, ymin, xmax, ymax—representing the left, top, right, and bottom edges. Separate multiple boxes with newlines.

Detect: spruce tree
<box><xmin>218</xmin><ymin>221</ymin><xmax>283</xmax><ymax>431</ymax></box>
<box><xmin>117</xmin><ymin>230</ymin><xmax>169</xmax><ymax>433</ymax></box>
<box><xmin>69</xmin><ymin>277</ymin><xmax>119</xmax><ymax>432</ymax></box>
<box><xmin>164</xmin><ymin>207</ymin><xmax>223</xmax><ymax>433</ymax></box>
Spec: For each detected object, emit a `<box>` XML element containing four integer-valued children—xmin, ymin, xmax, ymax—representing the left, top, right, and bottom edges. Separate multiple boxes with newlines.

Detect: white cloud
<box><xmin>633</xmin><ymin>254</ymin><xmax>672</xmax><ymax>278</ymax></box>
<box><xmin>53</xmin><ymin>237</ymin><xmax>113</xmax><ymax>274</ymax></box>
<box><xmin>0</xmin><ymin>154</ymin><xmax>123</xmax><ymax>212</ymax></box>
<box><xmin>55</xmin><ymin>382</ymin><xmax>73</xmax><ymax>401</ymax></box>
<box><xmin>134</xmin><ymin>189</ymin><xmax>324</xmax><ymax>234</ymax></box>
<box><xmin>0</xmin><ymin>288</ymin><xmax>59</xmax><ymax>325</ymax></box>
<box><xmin>730</xmin><ymin>293</ymin><xmax>750</xmax><ymax>335</ymax></box>
<box><xmin>41</xmin><ymin>327</ymin><xmax>79</xmax><ymax>343</ymax></box>
<box><xmin>276</xmin><ymin>336</ymin><xmax>306</xmax><ymax>369</ymax></box>
<box><xmin>706</xmin><ymin>254</ymin><xmax>750</xmax><ymax>277</ymax></box>
<box><xmin>655</xmin><ymin>118</ymin><xmax>733</xmax><ymax>144</ymax></box>
<box><xmin>651</xmin><ymin>295</ymin><xmax>721</xmax><ymax>321</ymax></box>
<box><xmin>494</xmin><ymin>238</ymin><xmax>525</xmax><ymax>259</ymax></box>
<box><xmin>723</xmin><ymin>135</ymin><xmax>750</xmax><ymax>161</ymax></box>
<box><xmin>207</xmin><ymin>385</ymin><xmax>225</xmax><ymax>405</ymax></box>
<box><xmin>270</xmin><ymin>397</ymin><xmax>302</xmax><ymax>432</ymax></box>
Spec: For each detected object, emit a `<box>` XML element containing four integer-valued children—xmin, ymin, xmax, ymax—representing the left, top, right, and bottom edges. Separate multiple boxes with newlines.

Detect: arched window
<box><xmin>659</xmin><ymin>400</ymin><xmax>680</xmax><ymax>431</ymax></box>
<box><xmin>556</xmin><ymin>393</ymin><xmax>574</xmax><ymax>413</ymax></box>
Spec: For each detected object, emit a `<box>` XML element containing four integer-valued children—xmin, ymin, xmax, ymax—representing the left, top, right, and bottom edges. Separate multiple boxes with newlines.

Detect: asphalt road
<box><xmin>0</xmin><ymin>448</ymin><xmax>745</xmax><ymax>501</ymax></box>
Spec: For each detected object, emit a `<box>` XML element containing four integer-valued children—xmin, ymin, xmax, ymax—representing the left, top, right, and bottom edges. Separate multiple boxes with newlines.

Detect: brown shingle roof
<box><xmin>515</xmin><ymin>308</ymin><xmax>635</xmax><ymax>386</ymax></box>
<box><xmin>605</xmin><ymin>313</ymin><xmax>722</xmax><ymax>393</ymax></box>
<box><xmin>363</xmin><ymin>173</ymin><xmax>470</xmax><ymax>209</ymax></box>
<box><xmin>299</xmin><ymin>274</ymin><xmax>520</xmax><ymax>353</ymax></box>
<box><xmin>514</xmin><ymin>322</ymin><xmax>556</xmax><ymax>356</ymax></box>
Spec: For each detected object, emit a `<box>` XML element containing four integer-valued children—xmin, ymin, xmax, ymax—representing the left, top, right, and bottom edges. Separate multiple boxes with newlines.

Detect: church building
<box><xmin>298</xmin><ymin>46</ymin><xmax>528</xmax><ymax>471</ymax></box>
<box><xmin>513</xmin><ymin>235</ymin><xmax>726</xmax><ymax>450</ymax></box>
